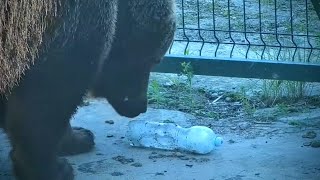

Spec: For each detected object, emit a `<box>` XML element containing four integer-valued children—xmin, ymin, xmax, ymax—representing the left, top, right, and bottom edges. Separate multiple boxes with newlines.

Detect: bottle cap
<box><xmin>214</xmin><ymin>136</ymin><xmax>223</xmax><ymax>147</ymax></box>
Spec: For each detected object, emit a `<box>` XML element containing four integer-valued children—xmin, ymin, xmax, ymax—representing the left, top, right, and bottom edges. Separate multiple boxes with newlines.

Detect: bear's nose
<box><xmin>114</xmin><ymin>97</ymin><xmax>147</xmax><ymax>118</ymax></box>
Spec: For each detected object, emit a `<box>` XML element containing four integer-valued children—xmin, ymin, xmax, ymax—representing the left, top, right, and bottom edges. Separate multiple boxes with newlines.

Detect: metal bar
<box><xmin>212</xmin><ymin>0</ymin><xmax>219</xmax><ymax>57</ymax></box>
<box><xmin>290</xmin><ymin>0</ymin><xmax>297</xmax><ymax>62</ymax></box>
<box><xmin>227</xmin><ymin>0</ymin><xmax>235</xmax><ymax>58</ymax></box>
<box><xmin>172</xmin><ymin>39</ymin><xmax>320</xmax><ymax>50</ymax></box>
<box><xmin>306</xmin><ymin>0</ymin><xmax>313</xmax><ymax>62</ymax></box>
<box><xmin>259</xmin><ymin>0</ymin><xmax>266</xmax><ymax>59</ymax></box>
<box><xmin>197</xmin><ymin>0</ymin><xmax>205</xmax><ymax>56</ymax></box>
<box><xmin>176</xmin><ymin>27</ymin><xmax>320</xmax><ymax>39</ymax></box>
<box><xmin>274</xmin><ymin>0</ymin><xmax>282</xmax><ymax>61</ymax></box>
<box><xmin>243</xmin><ymin>0</ymin><xmax>250</xmax><ymax>59</ymax></box>
<box><xmin>153</xmin><ymin>55</ymin><xmax>320</xmax><ymax>82</ymax></box>
<box><xmin>181</xmin><ymin>0</ymin><xmax>190</xmax><ymax>55</ymax></box>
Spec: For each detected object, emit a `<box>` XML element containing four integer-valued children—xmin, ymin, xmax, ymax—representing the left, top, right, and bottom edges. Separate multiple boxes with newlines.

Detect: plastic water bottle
<box><xmin>126</xmin><ymin>120</ymin><xmax>223</xmax><ymax>154</ymax></box>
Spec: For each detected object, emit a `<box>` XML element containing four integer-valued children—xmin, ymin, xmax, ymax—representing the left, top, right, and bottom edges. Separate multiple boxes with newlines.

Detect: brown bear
<box><xmin>0</xmin><ymin>0</ymin><xmax>176</xmax><ymax>180</ymax></box>
<box><xmin>0</xmin><ymin>1</ymin><xmax>119</xmax><ymax>179</ymax></box>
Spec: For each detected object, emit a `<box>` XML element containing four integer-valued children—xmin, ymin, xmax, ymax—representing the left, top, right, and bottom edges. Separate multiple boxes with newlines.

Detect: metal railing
<box><xmin>153</xmin><ymin>0</ymin><xmax>320</xmax><ymax>82</ymax></box>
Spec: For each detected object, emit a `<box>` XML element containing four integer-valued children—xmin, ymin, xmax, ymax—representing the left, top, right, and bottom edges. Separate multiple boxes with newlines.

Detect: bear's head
<box><xmin>91</xmin><ymin>0</ymin><xmax>176</xmax><ymax>118</ymax></box>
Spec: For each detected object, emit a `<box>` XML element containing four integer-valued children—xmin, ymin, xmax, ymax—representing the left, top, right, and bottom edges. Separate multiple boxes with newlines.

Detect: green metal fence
<box><xmin>153</xmin><ymin>0</ymin><xmax>320</xmax><ymax>82</ymax></box>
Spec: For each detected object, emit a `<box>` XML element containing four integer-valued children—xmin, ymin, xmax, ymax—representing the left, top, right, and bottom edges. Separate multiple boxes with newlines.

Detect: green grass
<box><xmin>148</xmin><ymin>80</ymin><xmax>165</xmax><ymax>104</ymax></box>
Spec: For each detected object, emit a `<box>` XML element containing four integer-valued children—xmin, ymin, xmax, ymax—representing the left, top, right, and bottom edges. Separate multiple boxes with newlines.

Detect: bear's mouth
<box><xmin>109</xmin><ymin>96</ymin><xmax>147</xmax><ymax>118</ymax></box>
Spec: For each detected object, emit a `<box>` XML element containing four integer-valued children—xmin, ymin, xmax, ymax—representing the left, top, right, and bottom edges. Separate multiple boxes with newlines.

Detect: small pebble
<box><xmin>155</xmin><ymin>172</ymin><xmax>164</xmax><ymax>176</ymax></box>
<box><xmin>302</xmin><ymin>131</ymin><xmax>317</xmax><ymax>139</ymax></box>
<box><xmin>311</xmin><ymin>140</ymin><xmax>320</xmax><ymax>148</ymax></box>
<box><xmin>107</xmin><ymin>134</ymin><xmax>114</xmax><ymax>138</ymax></box>
<box><xmin>239</xmin><ymin>122</ymin><xmax>250</xmax><ymax>130</ymax></box>
<box><xmin>110</xmin><ymin>172</ymin><xmax>124</xmax><ymax>176</ymax></box>
<box><xmin>173</xmin><ymin>152</ymin><xmax>184</xmax><ymax>157</ymax></box>
<box><xmin>105</xmin><ymin>120</ymin><xmax>115</xmax><ymax>124</ymax></box>
<box><xmin>230</xmin><ymin>126</ymin><xmax>237</xmax><ymax>130</ymax></box>
<box><xmin>212</xmin><ymin>92</ymin><xmax>219</xmax><ymax>97</ymax></box>
<box><xmin>180</xmin><ymin>156</ymin><xmax>190</xmax><ymax>160</ymax></box>
<box><xmin>131</xmin><ymin>162</ymin><xmax>142</xmax><ymax>167</ymax></box>
<box><xmin>303</xmin><ymin>142</ymin><xmax>312</xmax><ymax>146</ymax></box>
<box><xmin>186</xmin><ymin>164</ymin><xmax>193</xmax><ymax>168</ymax></box>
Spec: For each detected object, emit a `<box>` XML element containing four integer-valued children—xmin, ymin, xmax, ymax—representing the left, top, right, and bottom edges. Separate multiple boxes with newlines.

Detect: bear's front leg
<box><xmin>5</xmin><ymin>93</ymin><xmax>74</xmax><ymax>180</ymax></box>
<box><xmin>10</xmin><ymin>149</ymin><xmax>73</xmax><ymax>180</ymax></box>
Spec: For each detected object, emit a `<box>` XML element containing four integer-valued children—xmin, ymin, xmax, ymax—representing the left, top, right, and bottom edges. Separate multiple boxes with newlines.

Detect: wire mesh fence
<box><xmin>167</xmin><ymin>0</ymin><xmax>320</xmax><ymax>64</ymax></box>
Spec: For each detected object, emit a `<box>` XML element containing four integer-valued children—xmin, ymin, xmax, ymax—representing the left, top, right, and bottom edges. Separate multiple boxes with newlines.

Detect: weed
<box><xmin>148</xmin><ymin>80</ymin><xmax>165</xmax><ymax>104</ymax></box>
<box><xmin>261</xmin><ymin>80</ymin><xmax>306</xmax><ymax>106</ymax></box>
<box><xmin>180</xmin><ymin>62</ymin><xmax>194</xmax><ymax>88</ymax></box>
<box><xmin>276</xmin><ymin>103</ymin><xmax>290</xmax><ymax>114</ymax></box>
<box><xmin>240</xmin><ymin>87</ymin><xmax>256</xmax><ymax>116</ymax></box>
<box><xmin>180</xmin><ymin>62</ymin><xmax>198</xmax><ymax>109</ymax></box>
<box><xmin>207</xmin><ymin>111</ymin><xmax>219</xmax><ymax>119</ymax></box>
<box><xmin>231</xmin><ymin>86</ymin><xmax>256</xmax><ymax>116</ymax></box>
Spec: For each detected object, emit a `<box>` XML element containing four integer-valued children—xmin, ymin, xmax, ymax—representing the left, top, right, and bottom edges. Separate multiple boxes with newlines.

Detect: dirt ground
<box><xmin>1</xmin><ymin>74</ymin><xmax>320</xmax><ymax>180</ymax></box>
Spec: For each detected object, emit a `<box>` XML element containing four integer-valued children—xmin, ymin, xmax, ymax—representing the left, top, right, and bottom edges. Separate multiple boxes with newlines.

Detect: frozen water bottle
<box><xmin>126</xmin><ymin>120</ymin><xmax>223</xmax><ymax>154</ymax></box>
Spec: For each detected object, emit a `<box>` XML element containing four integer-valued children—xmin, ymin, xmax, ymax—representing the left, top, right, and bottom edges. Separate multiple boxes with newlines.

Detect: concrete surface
<box><xmin>1</xmin><ymin>98</ymin><xmax>320</xmax><ymax>180</ymax></box>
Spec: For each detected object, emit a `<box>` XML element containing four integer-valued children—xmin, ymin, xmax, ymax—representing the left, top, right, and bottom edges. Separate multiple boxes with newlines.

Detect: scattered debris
<box><xmin>195</xmin><ymin>158</ymin><xmax>210</xmax><ymax>163</ymax></box>
<box><xmin>106</xmin><ymin>134</ymin><xmax>114</xmax><ymax>138</ymax></box>
<box><xmin>155</xmin><ymin>172</ymin><xmax>165</xmax><ymax>176</ymax></box>
<box><xmin>238</xmin><ymin>122</ymin><xmax>251</xmax><ymax>130</ymax></box>
<box><xmin>230</xmin><ymin>126</ymin><xmax>237</xmax><ymax>130</ymax></box>
<box><xmin>131</xmin><ymin>162</ymin><xmax>143</xmax><ymax>167</ymax></box>
<box><xmin>310</xmin><ymin>140</ymin><xmax>320</xmax><ymax>148</ymax></box>
<box><xmin>212</xmin><ymin>95</ymin><xmax>224</xmax><ymax>104</ymax></box>
<box><xmin>179</xmin><ymin>156</ymin><xmax>190</xmax><ymax>160</ymax></box>
<box><xmin>105</xmin><ymin>120</ymin><xmax>115</xmax><ymax>124</ymax></box>
<box><xmin>302</xmin><ymin>131</ymin><xmax>317</xmax><ymax>139</ymax></box>
<box><xmin>173</xmin><ymin>152</ymin><xmax>185</xmax><ymax>158</ymax></box>
<box><xmin>225</xmin><ymin>97</ymin><xmax>232</xmax><ymax>102</ymax></box>
<box><xmin>110</xmin><ymin>172</ymin><xmax>124</xmax><ymax>176</ymax></box>
<box><xmin>303</xmin><ymin>142</ymin><xmax>312</xmax><ymax>146</ymax></box>
<box><xmin>112</xmin><ymin>156</ymin><xmax>134</xmax><ymax>164</ymax></box>
<box><xmin>148</xmin><ymin>152</ymin><xmax>210</xmax><ymax>163</ymax></box>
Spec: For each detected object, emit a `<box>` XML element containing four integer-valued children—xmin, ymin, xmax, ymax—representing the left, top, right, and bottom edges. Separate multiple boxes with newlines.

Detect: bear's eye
<box><xmin>154</xmin><ymin>58</ymin><xmax>161</xmax><ymax>64</ymax></box>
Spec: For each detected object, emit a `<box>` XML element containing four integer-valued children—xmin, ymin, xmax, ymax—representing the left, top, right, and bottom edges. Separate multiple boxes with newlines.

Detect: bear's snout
<box><xmin>110</xmin><ymin>97</ymin><xmax>147</xmax><ymax>118</ymax></box>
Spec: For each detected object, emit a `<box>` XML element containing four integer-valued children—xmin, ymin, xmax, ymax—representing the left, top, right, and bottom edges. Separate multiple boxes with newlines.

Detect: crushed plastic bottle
<box><xmin>126</xmin><ymin>120</ymin><xmax>223</xmax><ymax>154</ymax></box>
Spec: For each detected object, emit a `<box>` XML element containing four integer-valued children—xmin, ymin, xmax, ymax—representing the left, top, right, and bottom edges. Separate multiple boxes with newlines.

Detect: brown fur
<box><xmin>1</xmin><ymin>1</ymin><xmax>118</xmax><ymax>179</ymax></box>
<box><xmin>0</xmin><ymin>0</ymin><xmax>62</xmax><ymax>93</ymax></box>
